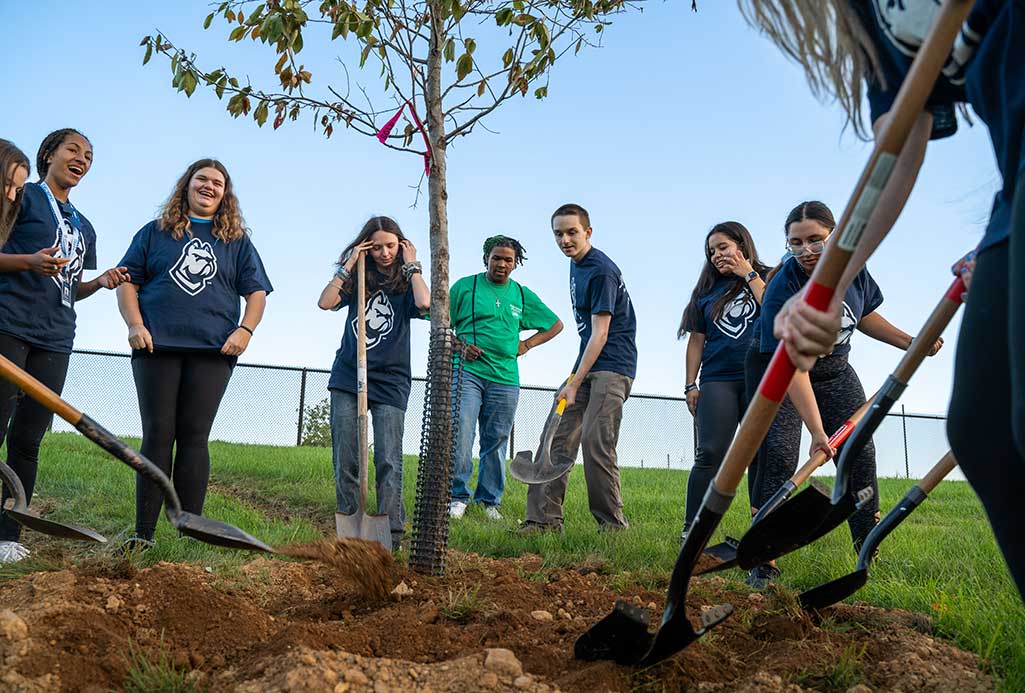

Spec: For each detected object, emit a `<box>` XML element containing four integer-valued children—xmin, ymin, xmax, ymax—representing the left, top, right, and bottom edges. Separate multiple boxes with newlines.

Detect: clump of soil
<box><xmin>0</xmin><ymin>551</ymin><xmax>996</xmax><ymax>692</ymax></box>
<box><xmin>277</xmin><ymin>537</ymin><xmax>393</xmax><ymax>600</ymax></box>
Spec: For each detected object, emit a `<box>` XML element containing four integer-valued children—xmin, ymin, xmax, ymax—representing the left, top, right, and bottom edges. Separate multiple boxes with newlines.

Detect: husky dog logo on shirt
<box><xmin>835</xmin><ymin>301</ymin><xmax>858</xmax><ymax>346</ymax></box>
<box><xmin>715</xmin><ymin>289</ymin><xmax>757</xmax><ymax>340</ymax></box>
<box><xmin>170</xmin><ymin>238</ymin><xmax>218</xmax><ymax>296</ymax></box>
<box><xmin>350</xmin><ymin>290</ymin><xmax>395</xmax><ymax>349</ymax></box>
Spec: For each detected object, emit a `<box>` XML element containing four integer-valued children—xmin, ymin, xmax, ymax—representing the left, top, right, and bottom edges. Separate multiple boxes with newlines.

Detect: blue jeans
<box><xmin>450</xmin><ymin>371</ymin><xmax>520</xmax><ymax>507</ymax></box>
<box><xmin>330</xmin><ymin>390</ymin><xmax>406</xmax><ymax>544</ymax></box>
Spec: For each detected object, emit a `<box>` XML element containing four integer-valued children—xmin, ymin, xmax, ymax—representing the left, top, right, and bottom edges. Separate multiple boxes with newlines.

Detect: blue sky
<box><xmin>6</xmin><ymin>1</ymin><xmax>1000</xmax><ymax>416</ymax></box>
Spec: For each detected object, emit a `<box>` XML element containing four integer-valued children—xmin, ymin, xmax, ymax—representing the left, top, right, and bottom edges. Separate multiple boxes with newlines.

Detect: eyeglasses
<box><xmin>786</xmin><ymin>239</ymin><xmax>827</xmax><ymax>258</ymax></box>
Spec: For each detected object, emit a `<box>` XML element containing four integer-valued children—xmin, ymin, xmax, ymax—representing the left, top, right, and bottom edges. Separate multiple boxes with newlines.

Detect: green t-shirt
<box><xmin>450</xmin><ymin>273</ymin><xmax>559</xmax><ymax>386</ymax></box>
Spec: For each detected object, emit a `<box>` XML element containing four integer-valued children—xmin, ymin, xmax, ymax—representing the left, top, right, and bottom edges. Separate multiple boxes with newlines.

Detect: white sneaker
<box><xmin>483</xmin><ymin>505</ymin><xmax>503</xmax><ymax>521</ymax></box>
<box><xmin>0</xmin><ymin>541</ymin><xmax>29</xmax><ymax>563</ymax></box>
<box><xmin>449</xmin><ymin>500</ymin><xmax>468</xmax><ymax>519</ymax></box>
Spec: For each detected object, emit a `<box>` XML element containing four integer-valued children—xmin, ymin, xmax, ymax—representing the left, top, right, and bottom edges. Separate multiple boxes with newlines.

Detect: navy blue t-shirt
<box><xmin>570</xmin><ymin>247</ymin><xmax>637</xmax><ymax>380</ymax></box>
<box><xmin>759</xmin><ymin>257</ymin><xmax>883</xmax><ymax>358</ymax></box>
<box><xmin>686</xmin><ymin>275</ymin><xmax>761</xmax><ymax>383</ymax></box>
<box><xmin>328</xmin><ymin>279</ymin><xmax>424</xmax><ymax>411</ymax></box>
<box><xmin>118</xmin><ymin>220</ymin><xmax>273</xmax><ymax>351</ymax></box>
<box><xmin>851</xmin><ymin>0</ymin><xmax>1019</xmax><ymax>251</ymax></box>
<box><xmin>0</xmin><ymin>183</ymin><xmax>97</xmax><ymax>353</ymax></box>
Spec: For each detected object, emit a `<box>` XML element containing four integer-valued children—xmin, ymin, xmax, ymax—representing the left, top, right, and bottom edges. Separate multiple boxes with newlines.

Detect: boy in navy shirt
<box><xmin>522</xmin><ymin>204</ymin><xmax>637</xmax><ymax>533</ymax></box>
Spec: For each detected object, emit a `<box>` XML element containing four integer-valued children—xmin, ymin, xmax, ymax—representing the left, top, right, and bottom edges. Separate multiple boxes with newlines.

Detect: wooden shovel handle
<box><xmin>0</xmin><ymin>353</ymin><xmax>82</xmax><ymax>425</ymax></box>
<box><xmin>892</xmin><ymin>277</ymin><xmax>964</xmax><ymax>383</ymax></box>
<box><xmin>357</xmin><ymin>253</ymin><xmax>369</xmax><ymax>510</ymax></box>
<box><xmin>712</xmin><ymin>0</ymin><xmax>974</xmax><ymax>496</ymax></box>
<box><xmin>919</xmin><ymin>450</ymin><xmax>957</xmax><ymax>495</ymax></box>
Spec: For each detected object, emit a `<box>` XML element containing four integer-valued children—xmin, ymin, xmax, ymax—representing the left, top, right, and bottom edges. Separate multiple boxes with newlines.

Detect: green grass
<box><xmin>9</xmin><ymin>432</ymin><xmax>1025</xmax><ymax>689</ymax></box>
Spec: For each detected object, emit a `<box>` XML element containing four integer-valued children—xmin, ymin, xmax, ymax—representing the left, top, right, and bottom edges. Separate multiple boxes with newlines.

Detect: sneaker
<box><xmin>482</xmin><ymin>505</ymin><xmax>503</xmax><ymax>521</ymax></box>
<box><xmin>514</xmin><ymin>520</ymin><xmax>562</xmax><ymax>537</ymax></box>
<box><xmin>745</xmin><ymin>563</ymin><xmax>781</xmax><ymax>590</ymax></box>
<box><xmin>0</xmin><ymin>541</ymin><xmax>28</xmax><ymax>564</ymax></box>
<box><xmin>679</xmin><ymin>524</ymin><xmax>689</xmax><ymax>543</ymax></box>
<box><xmin>119</xmin><ymin>536</ymin><xmax>155</xmax><ymax>557</ymax></box>
<box><xmin>449</xmin><ymin>500</ymin><xmax>468</xmax><ymax>519</ymax></box>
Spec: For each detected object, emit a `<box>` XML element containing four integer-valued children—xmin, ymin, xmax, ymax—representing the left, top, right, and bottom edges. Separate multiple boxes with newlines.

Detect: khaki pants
<box><xmin>525</xmin><ymin>371</ymin><xmax>632</xmax><ymax>528</ymax></box>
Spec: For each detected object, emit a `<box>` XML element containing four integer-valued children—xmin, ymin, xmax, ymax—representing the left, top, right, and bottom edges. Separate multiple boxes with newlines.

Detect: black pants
<box><xmin>948</xmin><ymin>238</ymin><xmax>1025</xmax><ymax>600</ymax></box>
<box><xmin>0</xmin><ymin>334</ymin><xmax>70</xmax><ymax>541</ymax></box>
<box><xmin>132</xmin><ymin>350</ymin><xmax>235</xmax><ymax>540</ymax></box>
<box><xmin>746</xmin><ymin>349</ymin><xmax>879</xmax><ymax>549</ymax></box>
<box><xmin>684</xmin><ymin>379</ymin><xmax>753</xmax><ymax>527</ymax></box>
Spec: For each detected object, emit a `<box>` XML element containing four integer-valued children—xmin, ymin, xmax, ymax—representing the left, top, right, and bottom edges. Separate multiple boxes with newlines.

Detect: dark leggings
<box><xmin>948</xmin><ymin>238</ymin><xmax>1025</xmax><ymax>600</ymax></box>
<box><xmin>0</xmin><ymin>334</ymin><xmax>70</xmax><ymax>541</ymax></box>
<box><xmin>132</xmin><ymin>350</ymin><xmax>235</xmax><ymax>540</ymax></box>
<box><xmin>684</xmin><ymin>379</ymin><xmax>752</xmax><ymax>527</ymax></box>
<box><xmin>746</xmin><ymin>350</ymin><xmax>879</xmax><ymax>549</ymax></box>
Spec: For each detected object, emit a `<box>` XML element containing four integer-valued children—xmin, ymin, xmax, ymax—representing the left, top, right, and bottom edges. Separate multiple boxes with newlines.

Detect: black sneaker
<box><xmin>119</xmin><ymin>536</ymin><xmax>154</xmax><ymax>557</ymax></box>
<box><xmin>514</xmin><ymin>521</ymin><xmax>562</xmax><ymax>537</ymax></box>
<box><xmin>745</xmin><ymin>563</ymin><xmax>780</xmax><ymax>589</ymax></box>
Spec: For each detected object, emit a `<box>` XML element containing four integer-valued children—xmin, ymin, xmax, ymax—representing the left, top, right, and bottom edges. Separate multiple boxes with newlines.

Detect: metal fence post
<box><xmin>296</xmin><ymin>367</ymin><xmax>308</xmax><ymax>447</ymax></box>
<box><xmin>901</xmin><ymin>404</ymin><xmax>909</xmax><ymax>478</ymax></box>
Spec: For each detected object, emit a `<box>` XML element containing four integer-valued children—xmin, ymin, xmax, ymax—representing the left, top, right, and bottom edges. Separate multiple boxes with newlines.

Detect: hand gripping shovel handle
<box><xmin>575</xmin><ymin>0</ymin><xmax>975</xmax><ymax>668</ymax></box>
<box><xmin>832</xmin><ymin>275</ymin><xmax>964</xmax><ymax>502</ymax></box>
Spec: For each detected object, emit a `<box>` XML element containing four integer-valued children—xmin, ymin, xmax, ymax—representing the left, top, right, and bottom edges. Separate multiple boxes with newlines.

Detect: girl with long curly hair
<box><xmin>0</xmin><ymin>129</ymin><xmax>129</xmax><ymax>563</ymax></box>
<box><xmin>116</xmin><ymin>159</ymin><xmax>273</xmax><ymax>550</ymax></box>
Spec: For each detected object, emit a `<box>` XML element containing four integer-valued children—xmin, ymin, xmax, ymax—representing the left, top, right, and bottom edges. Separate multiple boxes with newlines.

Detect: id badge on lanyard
<box><xmin>39</xmin><ymin>183</ymin><xmax>82</xmax><ymax>308</ymax></box>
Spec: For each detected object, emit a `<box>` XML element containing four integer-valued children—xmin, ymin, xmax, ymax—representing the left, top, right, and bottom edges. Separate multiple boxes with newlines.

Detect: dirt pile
<box><xmin>277</xmin><ymin>538</ymin><xmax>393</xmax><ymax>600</ymax></box>
<box><xmin>0</xmin><ymin>551</ymin><xmax>997</xmax><ymax>692</ymax></box>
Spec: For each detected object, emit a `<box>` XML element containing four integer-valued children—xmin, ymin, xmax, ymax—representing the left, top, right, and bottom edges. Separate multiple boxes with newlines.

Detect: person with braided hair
<box><xmin>0</xmin><ymin>129</ymin><xmax>130</xmax><ymax>562</ymax></box>
<box><xmin>449</xmin><ymin>235</ymin><xmax>563</xmax><ymax>520</ymax></box>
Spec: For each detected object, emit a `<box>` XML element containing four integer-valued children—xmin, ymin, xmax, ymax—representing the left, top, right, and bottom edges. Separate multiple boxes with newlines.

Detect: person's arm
<box><xmin>519</xmin><ymin>319</ymin><xmax>563</xmax><ymax>356</ymax></box>
<box><xmin>116</xmin><ymin>283</ymin><xmax>153</xmax><ymax>353</ymax></box>
<box><xmin>0</xmin><ymin>247</ymin><xmax>68</xmax><ymax>275</ymax></box>
<box><xmin>722</xmin><ymin>253</ymin><xmax>766</xmax><ymax>304</ymax></box>
<box><xmin>772</xmin><ymin>111</ymin><xmax>933</xmax><ymax>369</ymax></box>
<box><xmin>317</xmin><ymin>273</ymin><xmax>349</xmax><ymax>310</ymax></box>
<box><xmin>400</xmin><ymin>239</ymin><xmax>430</xmax><ymax>311</ymax></box>
<box><xmin>558</xmin><ymin>312</ymin><xmax>611</xmax><ymax>406</ymax></box>
<box><xmin>221</xmin><ymin>291</ymin><xmax>267</xmax><ymax>356</ymax></box>
<box><xmin>858</xmin><ymin>311</ymin><xmax>943</xmax><ymax>355</ymax></box>
<box><xmin>685</xmin><ymin>331</ymin><xmax>705</xmax><ymax>416</ymax></box>
<box><xmin>787</xmin><ymin>371</ymin><xmax>834</xmax><ymax>459</ymax></box>
<box><xmin>76</xmin><ymin>266</ymin><xmax>131</xmax><ymax>300</ymax></box>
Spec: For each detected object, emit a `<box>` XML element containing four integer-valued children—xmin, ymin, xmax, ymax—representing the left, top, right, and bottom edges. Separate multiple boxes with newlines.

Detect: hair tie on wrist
<box><xmin>239</xmin><ymin>325</ymin><xmax>254</xmax><ymax>336</ymax></box>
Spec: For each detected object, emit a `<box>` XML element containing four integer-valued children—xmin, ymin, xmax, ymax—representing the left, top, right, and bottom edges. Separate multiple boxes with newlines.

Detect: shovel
<box><xmin>736</xmin><ymin>275</ymin><xmax>964</xmax><ymax>570</ymax></box>
<box><xmin>335</xmin><ymin>253</ymin><xmax>392</xmax><ymax>551</ymax></box>
<box><xmin>697</xmin><ymin>396</ymin><xmax>872</xmax><ymax>575</ymax></box>
<box><xmin>574</xmin><ymin>0</ymin><xmax>972</xmax><ymax>666</ymax></box>
<box><xmin>0</xmin><ymin>459</ymin><xmax>106</xmax><ymax>543</ymax></box>
<box><xmin>0</xmin><ymin>353</ymin><xmax>273</xmax><ymax>553</ymax></box>
<box><xmin>509</xmin><ymin>373</ymin><xmax>574</xmax><ymax>485</ymax></box>
<box><xmin>800</xmin><ymin>451</ymin><xmax>957</xmax><ymax>610</ymax></box>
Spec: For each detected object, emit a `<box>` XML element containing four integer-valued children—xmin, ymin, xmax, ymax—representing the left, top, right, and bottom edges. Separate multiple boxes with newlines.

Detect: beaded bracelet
<box><xmin>402</xmin><ymin>261</ymin><xmax>422</xmax><ymax>279</ymax></box>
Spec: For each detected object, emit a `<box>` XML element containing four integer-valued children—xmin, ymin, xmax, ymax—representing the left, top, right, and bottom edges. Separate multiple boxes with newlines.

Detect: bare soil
<box><xmin>0</xmin><ymin>548</ymin><xmax>995</xmax><ymax>692</ymax></box>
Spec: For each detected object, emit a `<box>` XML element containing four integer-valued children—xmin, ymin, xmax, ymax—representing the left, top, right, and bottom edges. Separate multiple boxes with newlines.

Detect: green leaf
<box><xmin>502</xmin><ymin>48</ymin><xmax>514</xmax><ymax>68</ymax></box>
<box><xmin>456</xmin><ymin>53</ymin><xmax>473</xmax><ymax>81</ymax></box>
<box><xmin>444</xmin><ymin>37</ymin><xmax>455</xmax><ymax>62</ymax></box>
<box><xmin>182</xmin><ymin>70</ymin><xmax>198</xmax><ymax>96</ymax></box>
<box><xmin>203</xmin><ymin>12</ymin><xmax>215</xmax><ymax>29</ymax></box>
<box><xmin>229</xmin><ymin>25</ymin><xmax>246</xmax><ymax>41</ymax></box>
<box><xmin>247</xmin><ymin>4</ymin><xmax>265</xmax><ymax>24</ymax></box>
<box><xmin>495</xmin><ymin>8</ymin><xmax>513</xmax><ymax>26</ymax></box>
<box><xmin>254</xmin><ymin>100</ymin><xmax>269</xmax><ymax>126</ymax></box>
<box><xmin>513</xmin><ymin>13</ymin><xmax>532</xmax><ymax>27</ymax></box>
<box><xmin>534</xmin><ymin>86</ymin><xmax>547</xmax><ymax>99</ymax></box>
<box><xmin>139</xmin><ymin>35</ymin><xmax>150</xmax><ymax>47</ymax></box>
<box><xmin>292</xmin><ymin>31</ymin><xmax>303</xmax><ymax>53</ymax></box>
<box><xmin>229</xmin><ymin>76</ymin><xmax>240</xmax><ymax>87</ymax></box>
<box><xmin>143</xmin><ymin>43</ymin><xmax>153</xmax><ymax>65</ymax></box>
<box><xmin>215</xmin><ymin>78</ymin><xmax>226</xmax><ymax>99</ymax></box>
<box><xmin>464</xmin><ymin>38</ymin><xmax>476</xmax><ymax>55</ymax></box>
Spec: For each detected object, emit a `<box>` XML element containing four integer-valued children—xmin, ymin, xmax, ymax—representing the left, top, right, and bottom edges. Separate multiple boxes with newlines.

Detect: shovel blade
<box><xmin>799</xmin><ymin>569</ymin><xmax>869</xmax><ymax>610</ymax></box>
<box><xmin>509</xmin><ymin>449</ymin><xmax>573</xmax><ymax>485</ymax></box>
<box><xmin>575</xmin><ymin>600</ymin><xmax>653</xmax><ymax>664</ymax></box>
<box><xmin>335</xmin><ymin>511</ymin><xmax>393</xmax><ymax>552</ymax></box>
<box><xmin>174</xmin><ymin>511</ymin><xmax>274</xmax><ymax>553</ymax></box>
<box><xmin>6</xmin><ymin>508</ymin><xmax>107</xmax><ymax>543</ymax></box>
<box><xmin>737</xmin><ymin>481</ymin><xmax>833</xmax><ymax>569</ymax></box>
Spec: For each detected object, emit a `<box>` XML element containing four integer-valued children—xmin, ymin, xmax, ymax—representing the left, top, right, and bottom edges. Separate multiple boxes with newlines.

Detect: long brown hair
<box><xmin>158</xmin><ymin>159</ymin><xmax>247</xmax><ymax>242</ymax></box>
<box><xmin>678</xmin><ymin>221</ymin><xmax>770</xmax><ymax>338</ymax></box>
<box><xmin>765</xmin><ymin>200</ymin><xmax>837</xmax><ymax>282</ymax></box>
<box><xmin>0</xmin><ymin>140</ymin><xmax>30</xmax><ymax>246</ymax></box>
<box><xmin>338</xmin><ymin>216</ymin><xmax>410</xmax><ymax>295</ymax></box>
<box><xmin>738</xmin><ymin>0</ymin><xmax>880</xmax><ymax>139</ymax></box>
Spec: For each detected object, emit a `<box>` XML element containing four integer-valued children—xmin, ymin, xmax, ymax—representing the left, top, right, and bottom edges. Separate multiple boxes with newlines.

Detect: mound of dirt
<box><xmin>0</xmin><ymin>551</ymin><xmax>996</xmax><ymax>692</ymax></box>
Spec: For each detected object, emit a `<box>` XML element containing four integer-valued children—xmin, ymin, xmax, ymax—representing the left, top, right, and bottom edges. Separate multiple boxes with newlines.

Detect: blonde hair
<box><xmin>738</xmin><ymin>0</ymin><xmax>881</xmax><ymax>139</ymax></box>
<box><xmin>157</xmin><ymin>159</ymin><xmax>247</xmax><ymax>242</ymax></box>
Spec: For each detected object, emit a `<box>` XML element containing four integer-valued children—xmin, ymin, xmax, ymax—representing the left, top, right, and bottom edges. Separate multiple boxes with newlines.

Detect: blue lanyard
<box><xmin>38</xmin><ymin>183</ymin><xmax>83</xmax><ymax>307</ymax></box>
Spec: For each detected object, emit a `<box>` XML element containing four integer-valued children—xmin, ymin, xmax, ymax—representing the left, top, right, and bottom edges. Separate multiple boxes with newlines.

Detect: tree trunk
<box><xmin>426</xmin><ymin>0</ymin><xmax>449</xmax><ymax>327</ymax></box>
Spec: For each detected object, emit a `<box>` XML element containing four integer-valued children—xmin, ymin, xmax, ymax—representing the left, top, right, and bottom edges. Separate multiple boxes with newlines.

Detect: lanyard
<box><xmin>38</xmin><ymin>183</ymin><xmax>82</xmax><ymax>307</ymax></box>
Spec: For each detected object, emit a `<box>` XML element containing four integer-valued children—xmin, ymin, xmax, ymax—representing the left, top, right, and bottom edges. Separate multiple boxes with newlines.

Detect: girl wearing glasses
<box><xmin>742</xmin><ymin>200</ymin><xmax>941</xmax><ymax>589</ymax></box>
<box><xmin>677</xmin><ymin>222</ymin><xmax>769</xmax><ymax>542</ymax></box>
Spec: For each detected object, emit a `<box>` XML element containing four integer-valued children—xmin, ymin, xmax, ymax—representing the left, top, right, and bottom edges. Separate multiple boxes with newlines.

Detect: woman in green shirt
<box><xmin>449</xmin><ymin>236</ymin><xmax>563</xmax><ymax>520</ymax></box>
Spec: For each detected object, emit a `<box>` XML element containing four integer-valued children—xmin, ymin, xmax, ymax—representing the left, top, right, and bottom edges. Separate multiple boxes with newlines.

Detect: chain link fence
<box><xmin>55</xmin><ymin>349</ymin><xmax>955</xmax><ymax>479</ymax></box>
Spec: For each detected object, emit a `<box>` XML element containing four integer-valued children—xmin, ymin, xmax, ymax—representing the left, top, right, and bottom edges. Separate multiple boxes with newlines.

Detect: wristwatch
<box><xmin>745</xmin><ymin>270</ymin><xmax>759</xmax><ymax>283</ymax></box>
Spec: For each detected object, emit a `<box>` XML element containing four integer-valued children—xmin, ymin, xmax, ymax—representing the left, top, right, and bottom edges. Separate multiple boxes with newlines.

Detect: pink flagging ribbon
<box><xmin>375</xmin><ymin>100</ymin><xmax>432</xmax><ymax>177</ymax></box>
